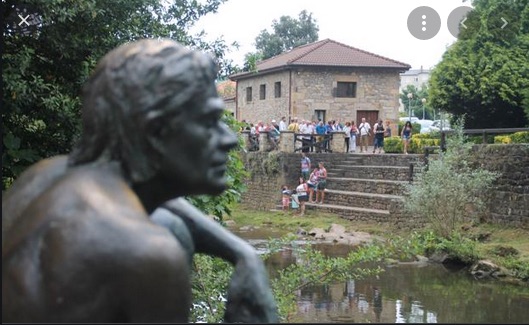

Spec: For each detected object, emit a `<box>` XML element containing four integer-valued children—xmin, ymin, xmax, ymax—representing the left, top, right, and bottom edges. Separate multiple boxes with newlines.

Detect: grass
<box><xmin>227</xmin><ymin>207</ymin><xmax>392</xmax><ymax>235</ymax></box>
<box><xmin>475</xmin><ymin>224</ymin><xmax>529</xmax><ymax>262</ymax></box>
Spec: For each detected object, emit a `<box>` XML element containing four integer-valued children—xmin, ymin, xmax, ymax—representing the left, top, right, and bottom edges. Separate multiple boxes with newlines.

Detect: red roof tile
<box><xmin>231</xmin><ymin>39</ymin><xmax>411</xmax><ymax>79</ymax></box>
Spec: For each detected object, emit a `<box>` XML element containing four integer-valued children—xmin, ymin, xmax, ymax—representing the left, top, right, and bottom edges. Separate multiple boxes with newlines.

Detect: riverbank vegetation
<box><xmin>221</xmin><ymin>206</ymin><xmax>528</xmax><ymax>321</ymax></box>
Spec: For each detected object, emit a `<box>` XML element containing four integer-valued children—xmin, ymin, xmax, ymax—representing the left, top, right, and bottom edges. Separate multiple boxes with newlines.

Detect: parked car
<box><xmin>399</xmin><ymin>116</ymin><xmax>419</xmax><ymax>123</ymax></box>
<box><xmin>415</xmin><ymin>119</ymin><xmax>434</xmax><ymax>134</ymax></box>
<box><xmin>428</xmin><ymin>119</ymin><xmax>452</xmax><ymax>132</ymax></box>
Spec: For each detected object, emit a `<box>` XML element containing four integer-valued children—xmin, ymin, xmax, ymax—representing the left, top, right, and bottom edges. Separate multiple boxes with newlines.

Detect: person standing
<box><xmin>300</xmin><ymin>152</ymin><xmax>311</xmax><ymax>181</ymax></box>
<box><xmin>350</xmin><ymin>121</ymin><xmax>359</xmax><ymax>153</ymax></box>
<box><xmin>288</xmin><ymin>117</ymin><xmax>300</xmax><ymax>150</ymax></box>
<box><xmin>373</xmin><ymin>119</ymin><xmax>385</xmax><ymax>154</ymax></box>
<box><xmin>287</xmin><ymin>117</ymin><xmax>300</xmax><ymax>133</ymax></box>
<box><xmin>315</xmin><ymin>121</ymin><xmax>327</xmax><ymax>153</ymax></box>
<box><xmin>278</xmin><ymin>116</ymin><xmax>287</xmax><ymax>131</ymax></box>
<box><xmin>315</xmin><ymin>162</ymin><xmax>328</xmax><ymax>204</ymax></box>
<box><xmin>299</xmin><ymin>120</ymin><xmax>311</xmax><ymax>153</ymax></box>
<box><xmin>384</xmin><ymin>120</ymin><xmax>392</xmax><ymax>138</ymax></box>
<box><xmin>343</xmin><ymin>122</ymin><xmax>352</xmax><ymax>153</ymax></box>
<box><xmin>401</xmin><ymin>120</ymin><xmax>413</xmax><ymax>154</ymax></box>
<box><xmin>358</xmin><ymin>117</ymin><xmax>371</xmax><ymax>153</ymax></box>
<box><xmin>295</xmin><ymin>177</ymin><xmax>309</xmax><ymax>216</ymax></box>
<box><xmin>307</xmin><ymin>167</ymin><xmax>319</xmax><ymax>203</ymax></box>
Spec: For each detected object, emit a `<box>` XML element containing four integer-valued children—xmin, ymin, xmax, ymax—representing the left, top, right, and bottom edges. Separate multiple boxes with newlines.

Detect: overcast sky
<box><xmin>192</xmin><ymin>0</ymin><xmax>472</xmax><ymax>70</ymax></box>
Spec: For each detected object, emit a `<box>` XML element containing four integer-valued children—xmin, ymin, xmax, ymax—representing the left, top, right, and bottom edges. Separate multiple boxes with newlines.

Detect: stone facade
<box><xmin>235</xmin><ymin>71</ymin><xmax>290</xmax><ymax>123</ymax></box>
<box><xmin>235</xmin><ymin>67</ymin><xmax>401</xmax><ymax>127</ymax></box>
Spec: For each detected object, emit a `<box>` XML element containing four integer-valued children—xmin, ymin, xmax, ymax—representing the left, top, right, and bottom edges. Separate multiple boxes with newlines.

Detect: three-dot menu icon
<box><xmin>407</xmin><ymin>6</ymin><xmax>442</xmax><ymax>40</ymax></box>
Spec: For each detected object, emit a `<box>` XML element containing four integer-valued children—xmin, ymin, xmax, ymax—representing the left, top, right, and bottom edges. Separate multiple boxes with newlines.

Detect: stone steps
<box><xmin>304</xmin><ymin>153</ymin><xmax>421</xmax><ymax>223</ymax></box>
<box><xmin>338</xmin><ymin>153</ymin><xmax>423</xmax><ymax>167</ymax></box>
<box><xmin>322</xmin><ymin>189</ymin><xmax>403</xmax><ymax>211</ymax></box>
<box><xmin>305</xmin><ymin>202</ymin><xmax>392</xmax><ymax>223</ymax></box>
<box><xmin>327</xmin><ymin>177</ymin><xmax>407</xmax><ymax>195</ymax></box>
<box><xmin>328</xmin><ymin>165</ymin><xmax>412</xmax><ymax>181</ymax></box>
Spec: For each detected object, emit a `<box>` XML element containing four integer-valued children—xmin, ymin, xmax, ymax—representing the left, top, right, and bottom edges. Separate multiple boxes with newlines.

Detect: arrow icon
<box><xmin>501</xmin><ymin>17</ymin><xmax>508</xmax><ymax>29</ymax></box>
<box><xmin>461</xmin><ymin>17</ymin><xmax>468</xmax><ymax>29</ymax></box>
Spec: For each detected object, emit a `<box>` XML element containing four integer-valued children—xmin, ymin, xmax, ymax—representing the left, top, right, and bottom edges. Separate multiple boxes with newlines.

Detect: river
<box><xmin>233</xmin><ymin>227</ymin><xmax>529</xmax><ymax>323</ymax></box>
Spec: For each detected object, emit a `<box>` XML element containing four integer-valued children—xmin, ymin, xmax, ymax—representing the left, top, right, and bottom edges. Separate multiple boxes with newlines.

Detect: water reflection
<box><xmin>232</xmin><ymin>228</ymin><xmax>529</xmax><ymax>323</ymax></box>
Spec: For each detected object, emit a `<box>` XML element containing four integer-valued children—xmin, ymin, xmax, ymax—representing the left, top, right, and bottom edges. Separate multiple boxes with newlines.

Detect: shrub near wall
<box><xmin>384</xmin><ymin>136</ymin><xmax>403</xmax><ymax>153</ymax></box>
<box><xmin>495</xmin><ymin>131</ymin><xmax>529</xmax><ymax>144</ymax></box>
<box><xmin>384</xmin><ymin>134</ymin><xmax>440</xmax><ymax>154</ymax></box>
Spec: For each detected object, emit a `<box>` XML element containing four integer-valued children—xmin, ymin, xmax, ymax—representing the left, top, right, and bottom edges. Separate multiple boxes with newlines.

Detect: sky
<box><xmin>191</xmin><ymin>0</ymin><xmax>473</xmax><ymax>70</ymax></box>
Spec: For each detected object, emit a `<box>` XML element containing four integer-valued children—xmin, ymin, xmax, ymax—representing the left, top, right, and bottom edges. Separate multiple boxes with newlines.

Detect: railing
<box><xmin>461</xmin><ymin>127</ymin><xmax>529</xmax><ymax>144</ymax></box>
<box><xmin>293</xmin><ymin>134</ymin><xmax>333</xmax><ymax>153</ymax></box>
<box><xmin>241</xmin><ymin>128</ymin><xmax>527</xmax><ymax>154</ymax></box>
<box><xmin>423</xmin><ymin>127</ymin><xmax>529</xmax><ymax>170</ymax></box>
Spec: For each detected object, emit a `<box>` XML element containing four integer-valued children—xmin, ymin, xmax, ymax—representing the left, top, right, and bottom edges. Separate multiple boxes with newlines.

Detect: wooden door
<box><xmin>356</xmin><ymin>110</ymin><xmax>379</xmax><ymax>147</ymax></box>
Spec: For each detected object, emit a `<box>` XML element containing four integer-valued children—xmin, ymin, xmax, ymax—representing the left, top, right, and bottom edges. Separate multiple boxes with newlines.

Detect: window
<box><xmin>246</xmin><ymin>87</ymin><xmax>252</xmax><ymax>102</ymax></box>
<box><xmin>274</xmin><ymin>82</ymin><xmax>281</xmax><ymax>98</ymax></box>
<box><xmin>259</xmin><ymin>84</ymin><xmax>266</xmax><ymax>100</ymax></box>
<box><xmin>315</xmin><ymin>109</ymin><xmax>326</xmax><ymax>123</ymax></box>
<box><xmin>336</xmin><ymin>82</ymin><xmax>357</xmax><ymax>98</ymax></box>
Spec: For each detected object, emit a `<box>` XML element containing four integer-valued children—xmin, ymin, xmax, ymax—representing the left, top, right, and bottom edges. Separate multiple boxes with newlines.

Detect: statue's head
<box><xmin>70</xmin><ymin>39</ymin><xmax>237</xmax><ymax>195</ymax></box>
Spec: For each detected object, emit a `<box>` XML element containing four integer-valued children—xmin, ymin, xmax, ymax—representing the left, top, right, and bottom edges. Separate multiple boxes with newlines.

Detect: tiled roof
<box><xmin>216</xmin><ymin>79</ymin><xmax>236</xmax><ymax>99</ymax></box>
<box><xmin>230</xmin><ymin>39</ymin><xmax>411</xmax><ymax>79</ymax></box>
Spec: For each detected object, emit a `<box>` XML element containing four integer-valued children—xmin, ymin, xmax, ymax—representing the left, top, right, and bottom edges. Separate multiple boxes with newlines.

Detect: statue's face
<box><xmin>156</xmin><ymin>82</ymin><xmax>237</xmax><ymax>195</ymax></box>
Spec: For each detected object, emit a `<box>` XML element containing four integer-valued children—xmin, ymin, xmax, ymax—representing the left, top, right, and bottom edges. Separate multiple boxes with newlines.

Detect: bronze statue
<box><xmin>2</xmin><ymin>39</ymin><xmax>278</xmax><ymax>323</ymax></box>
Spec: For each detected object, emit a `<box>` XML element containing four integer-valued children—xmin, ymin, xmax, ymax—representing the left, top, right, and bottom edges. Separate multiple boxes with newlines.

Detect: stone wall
<box><xmin>239</xmin><ymin>152</ymin><xmax>355</xmax><ymax>211</ymax></box>
<box><xmin>239</xmin><ymin>145</ymin><xmax>529</xmax><ymax>229</ymax></box>
<box><xmin>468</xmin><ymin>144</ymin><xmax>529</xmax><ymax>229</ymax></box>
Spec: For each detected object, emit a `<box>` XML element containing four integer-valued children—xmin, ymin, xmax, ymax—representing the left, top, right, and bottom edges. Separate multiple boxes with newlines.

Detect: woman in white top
<box><xmin>295</xmin><ymin>177</ymin><xmax>309</xmax><ymax>216</ymax></box>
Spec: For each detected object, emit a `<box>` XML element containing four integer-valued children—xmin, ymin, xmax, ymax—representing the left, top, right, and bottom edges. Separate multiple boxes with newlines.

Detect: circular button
<box><xmin>447</xmin><ymin>6</ymin><xmax>474</xmax><ymax>38</ymax></box>
<box><xmin>407</xmin><ymin>6</ymin><xmax>441</xmax><ymax>40</ymax></box>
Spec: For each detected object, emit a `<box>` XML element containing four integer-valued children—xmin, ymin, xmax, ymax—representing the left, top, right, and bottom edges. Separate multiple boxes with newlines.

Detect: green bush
<box><xmin>409</xmin><ymin>136</ymin><xmax>440</xmax><ymax>154</ymax></box>
<box><xmin>494</xmin><ymin>135</ymin><xmax>512</xmax><ymax>144</ymax></box>
<box><xmin>403</xmin><ymin>117</ymin><xmax>500</xmax><ymax>238</ymax></box>
<box><xmin>383</xmin><ymin>136</ymin><xmax>402</xmax><ymax>153</ymax></box>
<box><xmin>510</xmin><ymin>131</ymin><xmax>529</xmax><ymax>143</ymax></box>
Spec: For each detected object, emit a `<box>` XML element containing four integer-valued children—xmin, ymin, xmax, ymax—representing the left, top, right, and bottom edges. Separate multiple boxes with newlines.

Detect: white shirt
<box><xmin>279</xmin><ymin>120</ymin><xmax>287</xmax><ymax>131</ymax></box>
<box><xmin>342</xmin><ymin>125</ymin><xmax>351</xmax><ymax>138</ymax></box>
<box><xmin>359</xmin><ymin>121</ymin><xmax>371</xmax><ymax>136</ymax></box>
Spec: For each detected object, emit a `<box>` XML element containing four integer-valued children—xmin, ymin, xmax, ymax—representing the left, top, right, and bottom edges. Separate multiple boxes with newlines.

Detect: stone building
<box><xmin>229</xmin><ymin>38</ymin><xmax>411</xmax><ymax>129</ymax></box>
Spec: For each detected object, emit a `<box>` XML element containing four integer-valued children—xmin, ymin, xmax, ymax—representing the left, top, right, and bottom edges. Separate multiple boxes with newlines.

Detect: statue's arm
<box><xmin>156</xmin><ymin>198</ymin><xmax>279</xmax><ymax>323</ymax></box>
<box><xmin>159</xmin><ymin>198</ymin><xmax>255</xmax><ymax>263</ymax></box>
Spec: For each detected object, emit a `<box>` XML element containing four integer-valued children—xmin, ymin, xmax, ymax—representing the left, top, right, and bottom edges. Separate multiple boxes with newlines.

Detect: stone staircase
<box><xmin>304</xmin><ymin>153</ymin><xmax>423</xmax><ymax>223</ymax></box>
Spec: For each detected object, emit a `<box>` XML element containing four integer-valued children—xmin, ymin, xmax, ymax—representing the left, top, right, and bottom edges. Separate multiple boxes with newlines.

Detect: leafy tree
<box><xmin>400</xmin><ymin>84</ymin><xmax>433</xmax><ymax>120</ymax></box>
<box><xmin>428</xmin><ymin>0</ymin><xmax>529</xmax><ymax>128</ymax></box>
<box><xmin>252</xmin><ymin>10</ymin><xmax>319</xmax><ymax>61</ymax></box>
<box><xmin>2</xmin><ymin>0</ymin><xmax>234</xmax><ymax>189</ymax></box>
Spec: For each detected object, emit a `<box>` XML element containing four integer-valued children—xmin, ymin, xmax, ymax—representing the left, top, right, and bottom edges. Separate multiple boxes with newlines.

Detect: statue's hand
<box><xmin>223</xmin><ymin>256</ymin><xmax>279</xmax><ymax>323</ymax></box>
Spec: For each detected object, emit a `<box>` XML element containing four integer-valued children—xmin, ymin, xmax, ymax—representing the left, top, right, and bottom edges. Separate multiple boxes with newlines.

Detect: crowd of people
<box><xmin>240</xmin><ymin>116</ymin><xmax>402</xmax><ymax>154</ymax></box>
<box><xmin>240</xmin><ymin>116</ymin><xmax>412</xmax><ymax>218</ymax></box>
